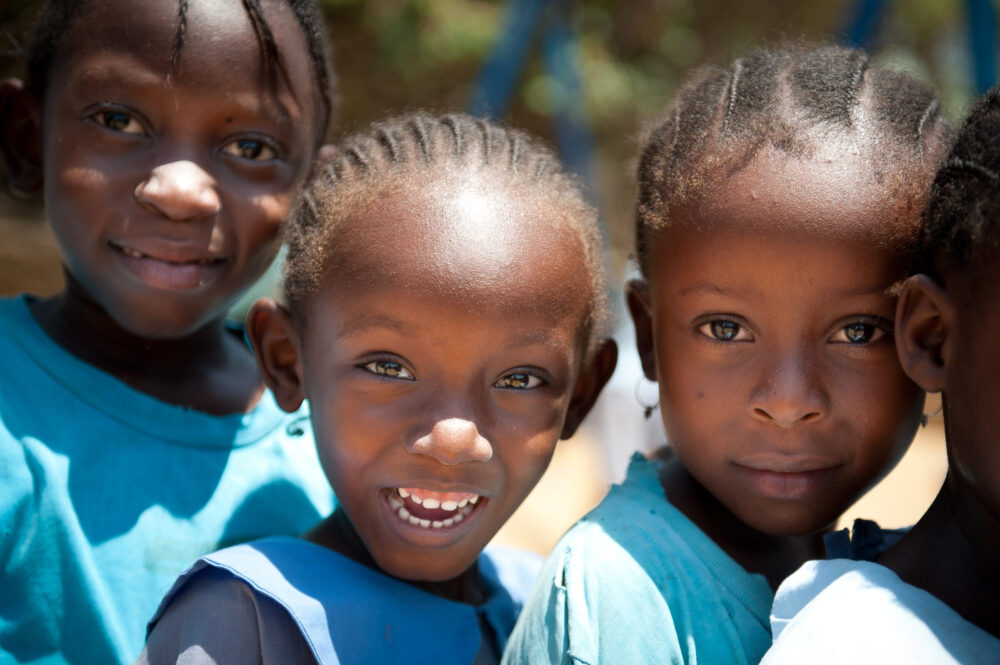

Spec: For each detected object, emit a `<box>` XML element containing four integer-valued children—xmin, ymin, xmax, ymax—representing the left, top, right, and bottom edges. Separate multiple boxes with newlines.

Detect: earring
<box><xmin>635</xmin><ymin>376</ymin><xmax>660</xmax><ymax>420</ymax></box>
<box><xmin>920</xmin><ymin>404</ymin><xmax>943</xmax><ymax>428</ymax></box>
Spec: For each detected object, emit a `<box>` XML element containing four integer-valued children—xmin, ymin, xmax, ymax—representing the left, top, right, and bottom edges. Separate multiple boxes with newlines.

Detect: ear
<box><xmin>895</xmin><ymin>274</ymin><xmax>953</xmax><ymax>393</ymax></box>
<box><xmin>560</xmin><ymin>337</ymin><xmax>617</xmax><ymax>439</ymax></box>
<box><xmin>246</xmin><ymin>298</ymin><xmax>306</xmax><ymax>413</ymax></box>
<box><xmin>0</xmin><ymin>78</ymin><xmax>44</xmax><ymax>196</ymax></box>
<box><xmin>626</xmin><ymin>279</ymin><xmax>657</xmax><ymax>381</ymax></box>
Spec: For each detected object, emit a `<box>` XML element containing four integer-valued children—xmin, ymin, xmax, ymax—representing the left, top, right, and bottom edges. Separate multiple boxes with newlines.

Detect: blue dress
<box><xmin>139</xmin><ymin>536</ymin><xmax>542</xmax><ymax>664</ymax></box>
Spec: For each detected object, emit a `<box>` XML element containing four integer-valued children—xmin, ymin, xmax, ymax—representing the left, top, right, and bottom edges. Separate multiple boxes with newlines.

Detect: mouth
<box><xmin>732</xmin><ymin>458</ymin><xmax>842</xmax><ymax>501</ymax></box>
<box><xmin>110</xmin><ymin>241</ymin><xmax>226</xmax><ymax>290</ymax></box>
<box><xmin>384</xmin><ymin>487</ymin><xmax>484</xmax><ymax>530</ymax></box>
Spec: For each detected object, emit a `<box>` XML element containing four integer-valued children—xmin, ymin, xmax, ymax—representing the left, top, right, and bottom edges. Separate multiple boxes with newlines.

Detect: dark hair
<box><xmin>24</xmin><ymin>0</ymin><xmax>335</xmax><ymax>139</ymax></box>
<box><xmin>917</xmin><ymin>87</ymin><xmax>1000</xmax><ymax>289</ymax></box>
<box><xmin>283</xmin><ymin>111</ymin><xmax>608</xmax><ymax>338</ymax></box>
<box><xmin>635</xmin><ymin>44</ymin><xmax>950</xmax><ymax>275</ymax></box>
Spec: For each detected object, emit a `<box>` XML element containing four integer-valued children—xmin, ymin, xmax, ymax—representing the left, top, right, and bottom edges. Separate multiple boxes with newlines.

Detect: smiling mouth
<box><xmin>385</xmin><ymin>488</ymin><xmax>483</xmax><ymax>530</ymax></box>
<box><xmin>110</xmin><ymin>241</ymin><xmax>225</xmax><ymax>290</ymax></box>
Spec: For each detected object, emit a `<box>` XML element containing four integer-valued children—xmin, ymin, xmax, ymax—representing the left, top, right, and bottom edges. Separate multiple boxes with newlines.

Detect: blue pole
<box><xmin>841</xmin><ymin>0</ymin><xmax>890</xmax><ymax>48</ymax></box>
<box><xmin>966</xmin><ymin>0</ymin><xmax>997</xmax><ymax>93</ymax></box>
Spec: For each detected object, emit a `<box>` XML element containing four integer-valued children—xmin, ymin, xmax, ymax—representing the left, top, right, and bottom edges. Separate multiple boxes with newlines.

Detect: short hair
<box><xmin>283</xmin><ymin>112</ymin><xmax>608</xmax><ymax>339</ymax></box>
<box><xmin>917</xmin><ymin>87</ymin><xmax>1000</xmax><ymax>290</ymax></box>
<box><xmin>24</xmin><ymin>0</ymin><xmax>335</xmax><ymax>140</ymax></box>
<box><xmin>635</xmin><ymin>44</ymin><xmax>950</xmax><ymax>275</ymax></box>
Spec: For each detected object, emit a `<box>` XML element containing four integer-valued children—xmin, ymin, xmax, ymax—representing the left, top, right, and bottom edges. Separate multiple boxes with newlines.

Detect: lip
<box><xmin>732</xmin><ymin>458</ymin><xmax>842</xmax><ymax>500</ymax></box>
<box><xmin>109</xmin><ymin>240</ymin><xmax>226</xmax><ymax>291</ymax></box>
<box><xmin>379</xmin><ymin>486</ymin><xmax>489</xmax><ymax>547</ymax></box>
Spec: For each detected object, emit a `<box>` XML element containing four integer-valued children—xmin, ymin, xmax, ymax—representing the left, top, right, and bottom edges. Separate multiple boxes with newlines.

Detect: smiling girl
<box><xmin>136</xmin><ymin>113</ymin><xmax>616</xmax><ymax>665</ymax></box>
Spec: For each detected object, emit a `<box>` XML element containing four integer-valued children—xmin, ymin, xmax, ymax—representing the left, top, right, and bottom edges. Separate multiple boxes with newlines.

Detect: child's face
<box><xmin>33</xmin><ymin>0</ymin><xmax>319</xmax><ymax>337</ymax></box>
<box><xmin>630</xmin><ymin>153</ymin><xmax>925</xmax><ymax>536</ymax></box>
<box><xmin>254</xmin><ymin>180</ymin><xmax>613</xmax><ymax>581</ymax></box>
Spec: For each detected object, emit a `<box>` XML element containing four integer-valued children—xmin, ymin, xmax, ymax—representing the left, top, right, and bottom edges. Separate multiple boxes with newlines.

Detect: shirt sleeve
<box><xmin>136</xmin><ymin>568</ymin><xmax>315</xmax><ymax>665</ymax></box>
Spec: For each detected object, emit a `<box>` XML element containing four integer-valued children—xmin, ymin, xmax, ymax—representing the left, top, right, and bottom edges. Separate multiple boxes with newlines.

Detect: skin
<box><xmin>249</xmin><ymin>178</ymin><xmax>616</xmax><ymax>601</ymax></box>
<box><xmin>629</xmin><ymin>150</ymin><xmax>926</xmax><ymax>588</ymax></box>
<box><xmin>0</xmin><ymin>0</ymin><xmax>321</xmax><ymax>414</ymax></box>
<box><xmin>887</xmin><ymin>264</ymin><xmax>1000</xmax><ymax>637</ymax></box>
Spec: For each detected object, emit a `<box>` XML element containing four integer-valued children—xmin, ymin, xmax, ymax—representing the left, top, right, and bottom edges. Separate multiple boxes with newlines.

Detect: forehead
<box><xmin>681</xmin><ymin>147</ymin><xmax>925</xmax><ymax>247</ymax></box>
<box><xmin>50</xmin><ymin>0</ymin><xmax>316</xmax><ymax>120</ymax></box>
<box><xmin>319</xmin><ymin>176</ymin><xmax>593</xmax><ymax>321</ymax></box>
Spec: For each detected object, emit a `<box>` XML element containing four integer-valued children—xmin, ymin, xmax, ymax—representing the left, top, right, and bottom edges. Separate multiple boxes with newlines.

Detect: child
<box><xmin>503</xmin><ymin>45</ymin><xmax>950</xmax><ymax>665</ymax></box>
<box><xmin>135</xmin><ymin>113</ymin><xmax>618</xmax><ymax>664</ymax></box>
<box><xmin>762</xmin><ymin>88</ymin><xmax>1000</xmax><ymax>664</ymax></box>
<box><xmin>0</xmin><ymin>1</ymin><xmax>336</xmax><ymax>663</ymax></box>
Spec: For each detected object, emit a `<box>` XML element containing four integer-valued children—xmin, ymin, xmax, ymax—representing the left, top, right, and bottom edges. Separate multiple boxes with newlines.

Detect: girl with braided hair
<box><xmin>0</xmin><ymin>1</ymin><xmax>336</xmax><ymax>662</ymax></box>
<box><xmin>137</xmin><ymin>112</ymin><xmax>617</xmax><ymax>664</ymax></box>
<box><xmin>763</xmin><ymin>86</ymin><xmax>1000</xmax><ymax>665</ymax></box>
<box><xmin>504</xmin><ymin>44</ymin><xmax>951</xmax><ymax>665</ymax></box>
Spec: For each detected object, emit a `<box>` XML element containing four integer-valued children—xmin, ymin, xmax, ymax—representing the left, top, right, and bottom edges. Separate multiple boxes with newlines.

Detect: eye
<box><xmin>92</xmin><ymin>109</ymin><xmax>145</xmax><ymax>135</ymax></box>
<box><xmin>363</xmin><ymin>360</ymin><xmax>415</xmax><ymax>380</ymax></box>
<box><xmin>221</xmin><ymin>137</ymin><xmax>277</xmax><ymax>161</ymax></box>
<box><xmin>698</xmin><ymin>319</ymin><xmax>752</xmax><ymax>342</ymax></box>
<box><xmin>495</xmin><ymin>372</ymin><xmax>543</xmax><ymax>390</ymax></box>
<box><xmin>829</xmin><ymin>322</ymin><xmax>887</xmax><ymax>344</ymax></box>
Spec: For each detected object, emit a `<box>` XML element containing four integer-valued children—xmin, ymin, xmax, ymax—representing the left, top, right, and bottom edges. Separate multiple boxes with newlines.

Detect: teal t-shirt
<box><xmin>502</xmin><ymin>453</ymin><xmax>773</xmax><ymax>665</ymax></box>
<box><xmin>0</xmin><ymin>295</ymin><xmax>335</xmax><ymax>665</ymax></box>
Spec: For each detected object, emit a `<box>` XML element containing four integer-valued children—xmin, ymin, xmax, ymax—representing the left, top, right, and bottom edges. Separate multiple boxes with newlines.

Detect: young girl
<box><xmin>503</xmin><ymin>45</ymin><xmax>950</xmax><ymax>665</ymax></box>
<box><xmin>763</xmin><ymin>87</ymin><xmax>1000</xmax><ymax>664</ymax></box>
<box><xmin>136</xmin><ymin>113</ymin><xmax>617</xmax><ymax>664</ymax></box>
<box><xmin>0</xmin><ymin>1</ymin><xmax>336</xmax><ymax>663</ymax></box>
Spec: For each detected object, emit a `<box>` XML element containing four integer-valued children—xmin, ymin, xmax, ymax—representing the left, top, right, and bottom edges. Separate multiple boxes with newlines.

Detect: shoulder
<box><xmin>765</xmin><ymin>560</ymin><xmax>1000</xmax><ymax>664</ymax></box>
<box><xmin>140</xmin><ymin>565</ymin><xmax>315</xmax><ymax>665</ymax></box>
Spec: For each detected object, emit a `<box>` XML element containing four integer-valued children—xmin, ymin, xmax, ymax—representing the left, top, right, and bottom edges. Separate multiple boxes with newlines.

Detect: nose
<box><xmin>747</xmin><ymin>349</ymin><xmax>828</xmax><ymax>428</ymax></box>
<box><xmin>408</xmin><ymin>417</ymin><xmax>493</xmax><ymax>465</ymax></box>
<box><xmin>134</xmin><ymin>160</ymin><xmax>221</xmax><ymax>220</ymax></box>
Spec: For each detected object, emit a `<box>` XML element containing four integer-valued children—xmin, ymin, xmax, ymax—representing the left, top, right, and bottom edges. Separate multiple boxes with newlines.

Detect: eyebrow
<box><xmin>676</xmin><ymin>281</ymin><xmax>894</xmax><ymax>299</ymax></box>
<box><xmin>337</xmin><ymin>313</ymin><xmax>414</xmax><ymax>338</ymax></box>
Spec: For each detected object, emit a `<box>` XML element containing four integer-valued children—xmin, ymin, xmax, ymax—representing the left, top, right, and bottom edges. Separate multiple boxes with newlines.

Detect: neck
<box><xmin>658</xmin><ymin>455</ymin><xmax>827</xmax><ymax>589</ymax></box>
<box><xmin>879</xmin><ymin>476</ymin><xmax>1000</xmax><ymax>637</ymax></box>
<box><xmin>30</xmin><ymin>275</ymin><xmax>263</xmax><ymax>414</ymax></box>
<box><xmin>306</xmin><ymin>508</ymin><xmax>486</xmax><ymax>606</ymax></box>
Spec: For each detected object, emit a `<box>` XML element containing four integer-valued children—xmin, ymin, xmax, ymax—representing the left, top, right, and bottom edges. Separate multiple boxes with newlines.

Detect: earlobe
<box><xmin>626</xmin><ymin>279</ymin><xmax>657</xmax><ymax>381</ymax></box>
<box><xmin>561</xmin><ymin>338</ymin><xmax>617</xmax><ymax>439</ymax></box>
<box><xmin>895</xmin><ymin>274</ymin><xmax>952</xmax><ymax>393</ymax></box>
<box><xmin>246</xmin><ymin>298</ymin><xmax>306</xmax><ymax>413</ymax></box>
<box><xmin>0</xmin><ymin>78</ymin><xmax>44</xmax><ymax>196</ymax></box>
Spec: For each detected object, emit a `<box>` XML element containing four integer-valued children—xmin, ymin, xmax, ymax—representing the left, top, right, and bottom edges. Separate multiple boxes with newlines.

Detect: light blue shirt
<box><xmin>140</xmin><ymin>537</ymin><xmax>543</xmax><ymax>664</ymax></box>
<box><xmin>0</xmin><ymin>295</ymin><xmax>335</xmax><ymax>665</ymax></box>
<box><xmin>502</xmin><ymin>453</ymin><xmax>774</xmax><ymax>665</ymax></box>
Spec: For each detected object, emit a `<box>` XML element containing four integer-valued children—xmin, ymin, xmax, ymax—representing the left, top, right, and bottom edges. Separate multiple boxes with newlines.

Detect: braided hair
<box><xmin>635</xmin><ymin>44</ymin><xmax>950</xmax><ymax>275</ymax></box>
<box><xmin>917</xmin><ymin>87</ymin><xmax>1000</xmax><ymax>289</ymax></box>
<box><xmin>283</xmin><ymin>112</ymin><xmax>608</xmax><ymax>339</ymax></box>
<box><xmin>24</xmin><ymin>0</ymin><xmax>335</xmax><ymax>140</ymax></box>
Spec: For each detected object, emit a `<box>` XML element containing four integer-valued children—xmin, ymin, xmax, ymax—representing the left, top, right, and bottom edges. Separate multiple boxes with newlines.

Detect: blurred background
<box><xmin>1</xmin><ymin>0</ymin><xmax>980</xmax><ymax>554</ymax></box>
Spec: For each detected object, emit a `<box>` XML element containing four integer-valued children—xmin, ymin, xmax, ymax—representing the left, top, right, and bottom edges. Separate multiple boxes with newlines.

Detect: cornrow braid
<box><xmin>918</xmin><ymin>87</ymin><xmax>1000</xmax><ymax>287</ymax></box>
<box><xmin>24</xmin><ymin>0</ymin><xmax>336</xmax><ymax>139</ymax></box>
<box><xmin>283</xmin><ymin>112</ymin><xmax>609</xmax><ymax>340</ymax></box>
<box><xmin>635</xmin><ymin>44</ymin><xmax>951</xmax><ymax>275</ymax></box>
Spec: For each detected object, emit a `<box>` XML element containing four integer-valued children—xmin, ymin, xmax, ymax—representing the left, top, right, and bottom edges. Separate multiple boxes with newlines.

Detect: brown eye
<box><xmin>94</xmin><ymin>110</ymin><xmax>143</xmax><ymax>135</ymax></box>
<box><xmin>831</xmin><ymin>322</ymin><xmax>885</xmax><ymax>344</ymax></box>
<box><xmin>363</xmin><ymin>360</ymin><xmax>414</xmax><ymax>380</ymax></box>
<box><xmin>496</xmin><ymin>372</ymin><xmax>542</xmax><ymax>390</ymax></box>
<box><xmin>222</xmin><ymin>138</ymin><xmax>277</xmax><ymax>161</ymax></box>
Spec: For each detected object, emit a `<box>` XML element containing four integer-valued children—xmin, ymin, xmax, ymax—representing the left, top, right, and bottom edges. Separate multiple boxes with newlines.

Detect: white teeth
<box><xmin>421</xmin><ymin>497</ymin><xmax>440</xmax><ymax>509</ymax></box>
<box><xmin>441</xmin><ymin>500</ymin><xmax>458</xmax><ymax>511</ymax></box>
<box><xmin>398</xmin><ymin>488</ymin><xmax>410</xmax><ymax>498</ymax></box>
<box><xmin>411</xmin><ymin>494</ymin><xmax>423</xmax><ymax>505</ymax></box>
<box><xmin>442</xmin><ymin>518</ymin><xmax>454</xmax><ymax>527</ymax></box>
<box><xmin>469</xmin><ymin>496</ymin><xmax>479</xmax><ymax>504</ymax></box>
<box><xmin>408</xmin><ymin>516</ymin><xmax>420</xmax><ymax>526</ymax></box>
<box><xmin>388</xmin><ymin>494</ymin><xmax>403</xmax><ymax>510</ymax></box>
<box><xmin>122</xmin><ymin>247</ymin><xmax>144</xmax><ymax>258</ymax></box>
<box><xmin>432</xmin><ymin>521</ymin><xmax>444</xmax><ymax>528</ymax></box>
<box><xmin>453</xmin><ymin>512</ymin><xmax>464</xmax><ymax>523</ymax></box>
<box><xmin>458</xmin><ymin>497</ymin><xmax>469</xmax><ymax>508</ymax></box>
<box><xmin>419</xmin><ymin>519</ymin><xmax>430</xmax><ymax>527</ymax></box>
<box><xmin>398</xmin><ymin>507</ymin><xmax>410</xmax><ymax>520</ymax></box>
